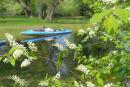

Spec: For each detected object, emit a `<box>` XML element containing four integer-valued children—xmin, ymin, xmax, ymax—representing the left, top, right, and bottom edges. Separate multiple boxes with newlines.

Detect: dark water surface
<box><xmin>0</xmin><ymin>34</ymin><xmax>76</xmax><ymax>86</ymax></box>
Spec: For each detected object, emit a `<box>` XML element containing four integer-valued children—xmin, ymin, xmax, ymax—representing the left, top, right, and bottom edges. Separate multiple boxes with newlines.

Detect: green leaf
<box><xmin>90</xmin><ymin>13</ymin><xmax>104</xmax><ymax>24</ymax></box>
<box><xmin>9</xmin><ymin>58</ymin><xmax>16</xmax><ymax>66</ymax></box>
<box><xmin>0</xmin><ymin>57</ymin><xmax>2</xmax><ymax>61</ymax></box>
<box><xmin>90</xmin><ymin>9</ymin><xmax>111</xmax><ymax>24</ymax></box>
<box><xmin>99</xmin><ymin>36</ymin><xmax>108</xmax><ymax>41</ymax></box>
<box><xmin>114</xmin><ymin>9</ymin><xmax>130</xmax><ymax>23</ymax></box>
<box><xmin>103</xmin><ymin>15</ymin><xmax>120</xmax><ymax>34</ymax></box>
<box><xmin>96</xmin><ymin>73</ymin><xmax>104</xmax><ymax>86</ymax></box>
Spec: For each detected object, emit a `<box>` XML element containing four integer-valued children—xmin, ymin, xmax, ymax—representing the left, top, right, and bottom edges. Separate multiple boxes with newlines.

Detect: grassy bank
<box><xmin>0</xmin><ymin>16</ymin><xmax>88</xmax><ymax>39</ymax></box>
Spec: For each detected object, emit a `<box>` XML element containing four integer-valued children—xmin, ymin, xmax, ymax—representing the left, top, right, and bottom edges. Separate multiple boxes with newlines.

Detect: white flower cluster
<box><xmin>5</xmin><ymin>33</ymin><xmax>27</xmax><ymax>52</ymax></box>
<box><xmin>38</xmin><ymin>72</ymin><xmax>61</xmax><ymax>87</ymax></box>
<box><xmin>104</xmin><ymin>83</ymin><xmax>113</xmax><ymax>87</ymax></box>
<box><xmin>126</xmin><ymin>7</ymin><xmax>130</xmax><ymax>10</ymax></box>
<box><xmin>5</xmin><ymin>33</ymin><xmax>36</xmax><ymax>68</ymax></box>
<box><xmin>13</xmin><ymin>50</ymin><xmax>23</xmax><ymax>59</ymax></box>
<box><xmin>5</xmin><ymin>33</ymin><xmax>16</xmax><ymax>46</ymax></box>
<box><xmin>3</xmin><ymin>58</ymin><xmax>9</xmax><ymax>63</ymax></box>
<box><xmin>27</xmin><ymin>42</ymin><xmax>37</xmax><ymax>52</ymax></box>
<box><xmin>38</xmin><ymin>80</ymin><xmax>49</xmax><ymax>87</ymax></box>
<box><xmin>89</xmin><ymin>30</ymin><xmax>96</xmax><ymax>37</ymax></box>
<box><xmin>112</xmin><ymin>50</ymin><xmax>118</xmax><ymax>55</ymax></box>
<box><xmin>8</xmin><ymin>75</ymin><xmax>27</xmax><ymax>86</ymax></box>
<box><xmin>128</xmin><ymin>17</ymin><xmax>130</xmax><ymax>21</ymax></box>
<box><xmin>108</xmin><ymin>62</ymin><xmax>114</xmax><ymax>68</ymax></box>
<box><xmin>76</xmin><ymin>64</ymin><xmax>89</xmax><ymax>75</ymax></box>
<box><xmin>102</xmin><ymin>0</ymin><xmax>117</xmax><ymax>4</ymax></box>
<box><xmin>78</xmin><ymin>29</ymin><xmax>87</xmax><ymax>36</ymax></box>
<box><xmin>74</xmin><ymin>81</ymin><xmax>84</xmax><ymax>87</ymax></box>
<box><xmin>21</xmin><ymin>59</ymin><xmax>32</xmax><ymax>68</ymax></box>
<box><xmin>82</xmin><ymin>27</ymin><xmax>97</xmax><ymax>42</ymax></box>
<box><xmin>52</xmin><ymin>43</ymin><xmax>64</xmax><ymax>51</ymax></box>
<box><xmin>64</xmin><ymin>39</ymin><xmax>77</xmax><ymax>49</ymax></box>
<box><xmin>86</xmin><ymin>81</ymin><xmax>95</xmax><ymax>87</ymax></box>
<box><xmin>52</xmin><ymin>72</ymin><xmax>61</xmax><ymax>81</ymax></box>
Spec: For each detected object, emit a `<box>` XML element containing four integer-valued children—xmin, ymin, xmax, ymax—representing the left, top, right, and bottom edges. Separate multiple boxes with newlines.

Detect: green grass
<box><xmin>0</xmin><ymin>16</ymin><xmax>88</xmax><ymax>40</ymax></box>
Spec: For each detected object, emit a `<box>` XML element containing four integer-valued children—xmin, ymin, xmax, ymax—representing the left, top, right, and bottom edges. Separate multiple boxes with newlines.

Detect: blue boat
<box><xmin>21</xmin><ymin>29</ymin><xmax>72</xmax><ymax>36</ymax></box>
<box><xmin>0</xmin><ymin>40</ymin><xmax>6</xmax><ymax>46</ymax></box>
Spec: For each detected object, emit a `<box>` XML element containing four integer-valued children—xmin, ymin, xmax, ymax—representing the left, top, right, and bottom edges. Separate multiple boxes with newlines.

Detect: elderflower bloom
<box><xmin>5</xmin><ymin>33</ymin><xmax>27</xmax><ymax>52</ymax></box>
<box><xmin>52</xmin><ymin>72</ymin><xmax>61</xmax><ymax>81</ymax></box>
<box><xmin>64</xmin><ymin>39</ymin><xmax>77</xmax><ymax>49</ymax></box>
<box><xmin>27</xmin><ymin>42</ymin><xmax>37</xmax><ymax>52</ymax></box>
<box><xmin>126</xmin><ymin>7</ymin><xmax>130</xmax><ymax>10</ymax></box>
<box><xmin>38</xmin><ymin>81</ymin><xmax>49</xmax><ymax>87</ymax></box>
<box><xmin>108</xmin><ymin>63</ymin><xmax>114</xmax><ymax>68</ymax></box>
<box><xmin>128</xmin><ymin>17</ymin><xmax>130</xmax><ymax>21</ymax></box>
<box><xmin>13</xmin><ymin>50</ymin><xmax>23</xmax><ymax>59</ymax></box>
<box><xmin>86</xmin><ymin>81</ymin><xmax>95</xmax><ymax>87</ymax></box>
<box><xmin>74</xmin><ymin>81</ymin><xmax>80</xmax><ymax>87</ymax></box>
<box><xmin>5</xmin><ymin>33</ymin><xmax>16</xmax><ymax>46</ymax></box>
<box><xmin>102</xmin><ymin>0</ymin><xmax>117</xmax><ymax>4</ymax></box>
<box><xmin>76</xmin><ymin>64</ymin><xmax>89</xmax><ymax>75</ymax></box>
<box><xmin>8</xmin><ymin>75</ymin><xmax>27</xmax><ymax>86</ymax></box>
<box><xmin>74</xmin><ymin>81</ymin><xmax>84</xmax><ymax>87</ymax></box>
<box><xmin>89</xmin><ymin>30</ymin><xmax>95</xmax><ymax>36</ymax></box>
<box><xmin>112</xmin><ymin>50</ymin><xmax>118</xmax><ymax>55</ymax></box>
<box><xmin>52</xmin><ymin>43</ymin><xmax>64</xmax><ymax>51</ymax></box>
<box><xmin>21</xmin><ymin>59</ymin><xmax>31</xmax><ymax>68</ymax></box>
<box><xmin>3</xmin><ymin>58</ymin><xmax>9</xmax><ymax>63</ymax></box>
<box><xmin>78</xmin><ymin>29</ymin><xmax>86</xmax><ymax>36</ymax></box>
<box><xmin>104</xmin><ymin>83</ymin><xmax>113</xmax><ymax>87</ymax></box>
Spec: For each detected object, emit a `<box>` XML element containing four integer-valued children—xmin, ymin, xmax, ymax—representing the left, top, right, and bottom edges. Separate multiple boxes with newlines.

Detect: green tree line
<box><xmin>0</xmin><ymin>0</ymin><xmax>130</xmax><ymax>22</ymax></box>
<box><xmin>0</xmin><ymin>0</ymin><xmax>91</xmax><ymax>21</ymax></box>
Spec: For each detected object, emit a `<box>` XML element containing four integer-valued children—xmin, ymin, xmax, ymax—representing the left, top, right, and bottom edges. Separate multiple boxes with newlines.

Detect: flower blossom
<box><xmin>8</xmin><ymin>75</ymin><xmax>27</xmax><ymax>86</ymax></box>
<box><xmin>76</xmin><ymin>64</ymin><xmax>89</xmax><ymax>75</ymax></box>
<box><xmin>86</xmin><ymin>81</ymin><xmax>95</xmax><ymax>87</ymax></box>
<box><xmin>74</xmin><ymin>81</ymin><xmax>84</xmax><ymax>87</ymax></box>
<box><xmin>89</xmin><ymin>30</ymin><xmax>96</xmax><ymax>36</ymax></box>
<box><xmin>21</xmin><ymin>59</ymin><xmax>31</xmax><ymax>68</ymax></box>
<box><xmin>27</xmin><ymin>42</ymin><xmax>37</xmax><ymax>52</ymax></box>
<box><xmin>5</xmin><ymin>33</ymin><xmax>16</xmax><ymax>46</ymax></box>
<box><xmin>102</xmin><ymin>0</ymin><xmax>117</xmax><ymax>4</ymax></box>
<box><xmin>38</xmin><ymin>81</ymin><xmax>49</xmax><ymax>87</ymax></box>
<box><xmin>64</xmin><ymin>39</ymin><xmax>77</xmax><ymax>49</ymax></box>
<box><xmin>52</xmin><ymin>43</ymin><xmax>64</xmax><ymax>51</ymax></box>
<box><xmin>128</xmin><ymin>17</ymin><xmax>130</xmax><ymax>21</ymax></box>
<box><xmin>104</xmin><ymin>83</ymin><xmax>113</xmax><ymax>87</ymax></box>
<box><xmin>52</xmin><ymin>72</ymin><xmax>61</xmax><ymax>81</ymax></box>
<box><xmin>5</xmin><ymin>33</ymin><xmax>27</xmax><ymax>52</ymax></box>
<box><xmin>78</xmin><ymin>29</ymin><xmax>86</xmax><ymax>36</ymax></box>
<box><xmin>108</xmin><ymin>63</ymin><xmax>114</xmax><ymax>68</ymax></box>
<box><xmin>3</xmin><ymin>58</ymin><xmax>9</xmax><ymax>63</ymax></box>
<box><xmin>13</xmin><ymin>50</ymin><xmax>23</xmax><ymax>59</ymax></box>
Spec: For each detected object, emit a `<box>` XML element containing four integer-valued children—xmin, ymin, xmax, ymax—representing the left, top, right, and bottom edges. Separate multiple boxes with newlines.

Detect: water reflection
<box><xmin>22</xmin><ymin>34</ymin><xmax>73</xmax><ymax>76</ymax></box>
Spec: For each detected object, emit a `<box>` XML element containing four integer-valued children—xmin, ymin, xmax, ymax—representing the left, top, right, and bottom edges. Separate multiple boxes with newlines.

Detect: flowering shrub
<box><xmin>1</xmin><ymin>2</ymin><xmax>130</xmax><ymax>87</ymax></box>
<box><xmin>0</xmin><ymin>33</ymin><xmax>37</xmax><ymax>67</ymax></box>
<box><xmin>71</xmin><ymin>6</ymin><xmax>130</xmax><ymax>87</ymax></box>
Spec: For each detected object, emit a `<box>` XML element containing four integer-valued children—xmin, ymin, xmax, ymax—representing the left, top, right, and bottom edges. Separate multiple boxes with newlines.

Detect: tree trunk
<box><xmin>17</xmin><ymin>0</ymin><xmax>31</xmax><ymax>16</ymax></box>
<box><xmin>45</xmin><ymin>0</ymin><xmax>61</xmax><ymax>22</ymax></box>
<box><xmin>38</xmin><ymin>3</ymin><xmax>46</xmax><ymax>19</ymax></box>
<box><xmin>23</xmin><ymin>8</ymin><xmax>30</xmax><ymax>16</ymax></box>
<box><xmin>45</xmin><ymin>5</ymin><xmax>54</xmax><ymax>22</ymax></box>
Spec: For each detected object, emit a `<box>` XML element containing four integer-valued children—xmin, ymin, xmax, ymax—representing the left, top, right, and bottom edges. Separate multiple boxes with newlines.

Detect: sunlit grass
<box><xmin>0</xmin><ymin>16</ymin><xmax>88</xmax><ymax>39</ymax></box>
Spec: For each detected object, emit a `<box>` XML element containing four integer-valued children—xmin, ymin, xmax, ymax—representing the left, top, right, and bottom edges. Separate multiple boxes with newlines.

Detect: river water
<box><xmin>0</xmin><ymin>34</ymin><xmax>77</xmax><ymax>86</ymax></box>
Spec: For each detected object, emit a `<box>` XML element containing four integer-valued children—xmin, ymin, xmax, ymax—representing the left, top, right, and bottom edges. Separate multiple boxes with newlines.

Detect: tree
<box><xmin>57</xmin><ymin>0</ymin><xmax>81</xmax><ymax>16</ymax></box>
<box><xmin>34</xmin><ymin>0</ymin><xmax>47</xmax><ymax>19</ymax></box>
<box><xmin>45</xmin><ymin>0</ymin><xmax>62</xmax><ymax>22</ymax></box>
<box><xmin>16</xmin><ymin>0</ymin><xmax>31</xmax><ymax>16</ymax></box>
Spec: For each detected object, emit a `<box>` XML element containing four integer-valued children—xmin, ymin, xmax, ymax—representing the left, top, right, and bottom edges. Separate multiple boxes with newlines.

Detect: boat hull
<box><xmin>21</xmin><ymin>29</ymin><xmax>72</xmax><ymax>36</ymax></box>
